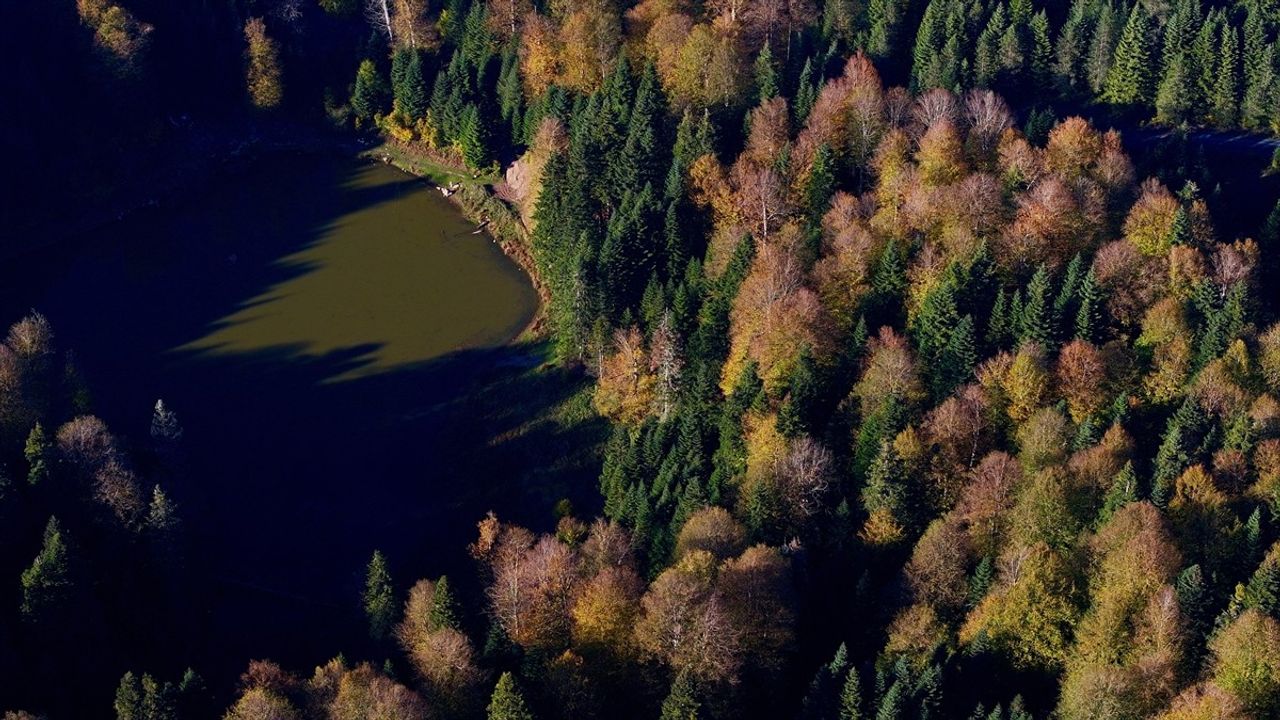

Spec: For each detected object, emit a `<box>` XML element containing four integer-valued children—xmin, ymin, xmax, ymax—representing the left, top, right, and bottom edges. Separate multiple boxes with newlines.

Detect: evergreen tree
<box><xmin>498</xmin><ymin>44</ymin><xmax>523</xmax><ymax>144</ymax></box>
<box><xmin>1212</xmin><ymin>24</ymin><xmax>1241</xmax><ymax>129</ymax></box>
<box><xmin>429</xmin><ymin>575</ymin><xmax>461</xmax><ymax>631</ymax></box>
<box><xmin>458</xmin><ymin>103</ymin><xmax>491</xmax><ymax>170</ymax></box>
<box><xmin>20</xmin><ymin>516</ymin><xmax>71</xmax><ymax>620</ymax></box>
<box><xmin>806</xmin><ymin>143</ymin><xmax>837</xmax><ymax>226</ymax></box>
<box><xmin>351</xmin><ymin>59</ymin><xmax>389</xmax><ymax>123</ymax></box>
<box><xmin>1097</xmin><ymin>461</ymin><xmax>1138</xmax><ymax>526</ymax></box>
<box><xmin>1086</xmin><ymin>1</ymin><xmax>1121</xmax><ymax>94</ymax></box>
<box><xmin>939</xmin><ymin>314</ymin><xmax>977</xmax><ymax>397</ymax></box>
<box><xmin>400</xmin><ymin>51</ymin><xmax>428</xmax><ymax>120</ymax></box>
<box><xmin>363</xmin><ymin>550</ymin><xmax>395</xmax><ymax>641</ymax></box>
<box><xmin>1103</xmin><ymin>2</ymin><xmax>1155</xmax><ymax>105</ymax></box>
<box><xmin>840</xmin><ymin>667</ymin><xmax>865</xmax><ymax>720</ymax></box>
<box><xmin>779</xmin><ymin>345</ymin><xmax>821</xmax><ymax>438</ymax></box>
<box><xmin>150</xmin><ymin>399</ymin><xmax>183</xmax><ymax>444</ymax></box>
<box><xmin>661</xmin><ymin>672</ymin><xmax>701</xmax><ymax>720</ymax></box>
<box><xmin>25</xmin><ymin>422</ymin><xmax>50</xmax><ymax>486</ymax></box>
<box><xmin>488</xmin><ymin>672</ymin><xmax>534</xmax><ymax>720</ymax></box>
<box><xmin>1018</xmin><ymin>265</ymin><xmax>1052</xmax><ymax>348</ymax></box>
<box><xmin>987</xmin><ymin>288</ymin><xmax>1009</xmax><ymax>347</ymax></box>
<box><xmin>795</xmin><ymin>58</ymin><xmax>819</xmax><ymax>124</ymax></box>
<box><xmin>1074</xmin><ymin>269</ymin><xmax>1102</xmax><ymax>342</ymax></box>
<box><xmin>141</xmin><ymin>674</ymin><xmax>176</xmax><ymax>720</ymax></box>
<box><xmin>754</xmin><ymin>41</ymin><xmax>779</xmax><ymax>104</ymax></box>
<box><xmin>115</xmin><ymin>672</ymin><xmax>142</xmax><ymax>720</ymax></box>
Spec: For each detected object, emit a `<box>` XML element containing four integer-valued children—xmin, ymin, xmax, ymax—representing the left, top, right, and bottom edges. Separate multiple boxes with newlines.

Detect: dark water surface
<box><xmin>0</xmin><ymin>153</ymin><xmax>575</xmax><ymax>704</ymax></box>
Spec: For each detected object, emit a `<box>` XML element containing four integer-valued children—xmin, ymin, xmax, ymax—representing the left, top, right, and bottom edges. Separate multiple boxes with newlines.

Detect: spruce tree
<box><xmin>795</xmin><ymin>58</ymin><xmax>819</xmax><ymax>124</ymax></box>
<box><xmin>1019</xmin><ymin>265</ymin><xmax>1052</xmax><ymax>348</ymax></box>
<box><xmin>458</xmin><ymin>103</ymin><xmax>491</xmax><ymax>170</ymax></box>
<box><xmin>428</xmin><ymin>575</ymin><xmax>461</xmax><ymax>631</ymax></box>
<box><xmin>25</xmin><ymin>422</ymin><xmax>50</xmax><ymax>486</ymax></box>
<box><xmin>488</xmin><ymin>672</ymin><xmax>534</xmax><ymax>720</ymax></box>
<box><xmin>400</xmin><ymin>51</ymin><xmax>428</xmax><ymax>121</ymax></box>
<box><xmin>754</xmin><ymin>41</ymin><xmax>779</xmax><ymax>104</ymax></box>
<box><xmin>20</xmin><ymin>516</ymin><xmax>71</xmax><ymax>620</ymax></box>
<box><xmin>1102</xmin><ymin>2</ymin><xmax>1156</xmax><ymax>105</ymax></box>
<box><xmin>351</xmin><ymin>59</ymin><xmax>389</xmax><ymax>123</ymax></box>
<box><xmin>1086</xmin><ymin>1</ymin><xmax>1121</xmax><ymax>94</ymax></box>
<box><xmin>1097</xmin><ymin>461</ymin><xmax>1138</xmax><ymax>526</ymax></box>
<box><xmin>661</xmin><ymin>672</ymin><xmax>701</xmax><ymax>720</ymax></box>
<box><xmin>115</xmin><ymin>672</ymin><xmax>142</xmax><ymax>720</ymax></box>
<box><xmin>840</xmin><ymin>667</ymin><xmax>865</xmax><ymax>720</ymax></box>
<box><xmin>1212</xmin><ymin>24</ymin><xmax>1242</xmax><ymax>129</ymax></box>
<box><xmin>363</xmin><ymin>550</ymin><xmax>395</xmax><ymax>641</ymax></box>
<box><xmin>806</xmin><ymin>144</ymin><xmax>837</xmax><ymax>225</ymax></box>
<box><xmin>1074</xmin><ymin>269</ymin><xmax>1102</xmax><ymax>342</ymax></box>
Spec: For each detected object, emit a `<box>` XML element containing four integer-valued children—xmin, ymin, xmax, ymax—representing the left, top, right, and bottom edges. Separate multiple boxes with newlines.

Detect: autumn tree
<box><xmin>243</xmin><ymin>19</ymin><xmax>282</xmax><ymax>109</ymax></box>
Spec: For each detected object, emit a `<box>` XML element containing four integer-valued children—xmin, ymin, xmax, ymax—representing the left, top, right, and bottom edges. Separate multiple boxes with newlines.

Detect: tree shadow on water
<box><xmin>0</xmin><ymin>151</ymin><xmax>606</xmax><ymax>710</ymax></box>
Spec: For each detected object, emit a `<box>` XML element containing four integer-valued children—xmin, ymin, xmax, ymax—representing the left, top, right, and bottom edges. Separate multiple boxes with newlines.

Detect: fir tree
<box><xmin>400</xmin><ymin>51</ymin><xmax>428</xmax><ymax>121</ymax></box>
<box><xmin>1102</xmin><ymin>2</ymin><xmax>1156</xmax><ymax>105</ymax></box>
<box><xmin>987</xmin><ymin>287</ymin><xmax>1009</xmax><ymax>347</ymax></box>
<box><xmin>840</xmin><ymin>666</ymin><xmax>865</xmax><ymax>720</ymax></box>
<box><xmin>351</xmin><ymin>59</ymin><xmax>389</xmax><ymax>123</ymax></box>
<box><xmin>1212</xmin><ymin>24</ymin><xmax>1242</xmax><ymax>129</ymax></box>
<box><xmin>20</xmin><ymin>516</ymin><xmax>71</xmax><ymax>620</ymax></box>
<box><xmin>25</xmin><ymin>422</ymin><xmax>50</xmax><ymax>486</ymax></box>
<box><xmin>755</xmin><ymin>42</ymin><xmax>779</xmax><ymax>104</ymax></box>
<box><xmin>363</xmin><ymin>550</ymin><xmax>395</xmax><ymax>640</ymax></box>
<box><xmin>806</xmin><ymin>143</ymin><xmax>837</xmax><ymax>225</ymax></box>
<box><xmin>488</xmin><ymin>672</ymin><xmax>534</xmax><ymax>720</ymax></box>
<box><xmin>1097</xmin><ymin>461</ymin><xmax>1138</xmax><ymax>526</ymax></box>
<box><xmin>1018</xmin><ymin>265</ymin><xmax>1052</xmax><ymax>348</ymax></box>
<box><xmin>795</xmin><ymin>58</ymin><xmax>819</xmax><ymax>124</ymax></box>
<box><xmin>115</xmin><ymin>672</ymin><xmax>142</xmax><ymax>720</ymax></box>
<box><xmin>428</xmin><ymin>575</ymin><xmax>461</xmax><ymax>631</ymax></box>
<box><xmin>661</xmin><ymin>672</ymin><xmax>701</xmax><ymax>720</ymax></box>
<box><xmin>1074</xmin><ymin>269</ymin><xmax>1102</xmax><ymax>342</ymax></box>
<box><xmin>458</xmin><ymin>103</ymin><xmax>491</xmax><ymax>170</ymax></box>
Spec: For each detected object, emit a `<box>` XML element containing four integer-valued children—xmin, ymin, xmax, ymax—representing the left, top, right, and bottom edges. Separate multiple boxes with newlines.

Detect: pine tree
<box><xmin>1102</xmin><ymin>2</ymin><xmax>1156</xmax><ymax>105</ymax></box>
<box><xmin>840</xmin><ymin>667</ymin><xmax>865</xmax><ymax>720</ymax></box>
<box><xmin>806</xmin><ymin>143</ymin><xmax>837</xmax><ymax>225</ymax></box>
<box><xmin>1086</xmin><ymin>1</ymin><xmax>1121</xmax><ymax>94</ymax></box>
<box><xmin>755</xmin><ymin>41</ymin><xmax>779</xmax><ymax>104</ymax></box>
<box><xmin>661</xmin><ymin>672</ymin><xmax>701</xmax><ymax>720</ymax></box>
<box><xmin>151</xmin><ymin>399</ymin><xmax>183</xmax><ymax>444</ymax></box>
<box><xmin>987</xmin><ymin>287</ymin><xmax>1009</xmax><ymax>347</ymax></box>
<box><xmin>779</xmin><ymin>345</ymin><xmax>821</xmax><ymax>438</ymax></box>
<box><xmin>1176</xmin><ymin>564</ymin><xmax>1209</xmax><ymax>642</ymax></box>
<box><xmin>498</xmin><ymin>44</ymin><xmax>523</xmax><ymax>144</ymax></box>
<box><xmin>147</xmin><ymin>485</ymin><xmax>179</xmax><ymax>535</ymax></box>
<box><xmin>1018</xmin><ymin>265</ymin><xmax>1052</xmax><ymax>348</ymax></box>
<box><xmin>115</xmin><ymin>672</ymin><xmax>142</xmax><ymax>720</ymax></box>
<box><xmin>351</xmin><ymin>59</ymin><xmax>389</xmax><ymax>123</ymax></box>
<box><xmin>1212</xmin><ymin>24</ymin><xmax>1241</xmax><ymax>129</ymax></box>
<box><xmin>25</xmin><ymin>422</ymin><xmax>50</xmax><ymax>486</ymax></box>
<box><xmin>1074</xmin><ymin>269</ymin><xmax>1102</xmax><ymax>342</ymax></box>
<box><xmin>428</xmin><ymin>575</ymin><xmax>461</xmax><ymax>631</ymax></box>
<box><xmin>876</xmin><ymin>678</ymin><xmax>907</xmax><ymax>720</ymax></box>
<box><xmin>363</xmin><ymin>550</ymin><xmax>395</xmax><ymax>641</ymax></box>
<box><xmin>458</xmin><ymin>103</ymin><xmax>491</xmax><ymax>170</ymax></box>
<box><xmin>400</xmin><ymin>51</ymin><xmax>428</xmax><ymax>121</ymax></box>
<box><xmin>20</xmin><ymin>516</ymin><xmax>71</xmax><ymax>619</ymax></box>
<box><xmin>1030</xmin><ymin>11</ymin><xmax>1052</xmax><ymax>88</ymax></box>
<box><xmin>488</xmin><ymin>672</ymin><xmax>534</xmax><ymax>720</ymax></box>
<box><xmin>1097</xmin><ymin>461</ymin><xmax>1138</xmax><ymax>526</ymax></box>
<box><xmin>391</xmin><ymin>48</ymin><xmax>411</xmax><ymax>112</ymax></box>
<box><xmin>795</xmin><ymin>58</ymin><xmax>819</xmax><ymax>124</ymax></box>
<box><xmin>911</xmin><ymin>0</ymin><xmax>945</xmax><ymax>91</ymax></box>
<box><xmin>975</xmin><ymin>4</ymin><xmax>1007</xmax><ymax>89</ymax></box>
<box><xmin>141</xmin><ymin>674</ymin><xmax>177</xmax><ymax>720</ymax></box>
<box><xmin>938</xmin><ymin>315</ymin><xmax>977</xmax><ymax>398</ymax></box>
<box><xmin>1156</xmin><ymin>51</ymin><xmax>1197</xmax><ymax>125</ymax></box>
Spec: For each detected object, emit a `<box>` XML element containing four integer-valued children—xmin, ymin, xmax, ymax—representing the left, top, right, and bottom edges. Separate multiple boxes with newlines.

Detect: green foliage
<box><xmin>363</xmin><ymin>550</ymin><xmax>395</xmax><ymax>641</ymax></box>
<box><xmin>1102</xmin><ymin>3</ymin><xmax>1156</xmax><ymax>105</ymax></box>
<box><xmin>488</xmin><ymin>672</ymin><xmax>534</xmax><ymax>720</ymax></box>
<box><xmin>754</xmin><ymin>42</ymin><xmax>779</xmax><ymax>105</ymax></box>
<box><xmin>25</xmin><ymin>422</ymin><xmax>50</xmax><ymax>487</ymax></box>
<box><xmin>351</xmin><ymin>59</ymin><xmax>389</xmax><ymax>123</ymax></box>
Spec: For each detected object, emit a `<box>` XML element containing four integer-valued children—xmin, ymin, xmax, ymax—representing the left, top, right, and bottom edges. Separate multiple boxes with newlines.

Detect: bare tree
<box><xmin>365</xmin><ymin>0</ymin><xmax>394</xmax><ymax>45</ymax></box>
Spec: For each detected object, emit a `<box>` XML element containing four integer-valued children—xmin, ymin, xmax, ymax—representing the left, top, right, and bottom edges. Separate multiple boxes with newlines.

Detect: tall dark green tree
<box><xmin>20</xmin><ymin>516</ymin><xmax>71</xmax><ymax>620</ymax></box>
<box><xmin>363</xmin><ymin>550</ymin><xmax>395</xmax><ymax>641</ymax></box>
<box><xmin>488</xmin><ymin>672</ymin><xmax>534</xmax><ymax>720</ymax></box>
<box><xmin>1102</xmin><ymin>2</ymin><xmax>1157</xmax><ymax>105</ymax></box>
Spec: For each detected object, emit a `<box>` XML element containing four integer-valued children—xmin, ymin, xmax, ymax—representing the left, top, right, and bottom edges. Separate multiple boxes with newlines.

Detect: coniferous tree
<box><xmin>400</xmin><ymin>51</ymin><xmax>428</xmax><ymax>120</ymax></box>
<box><xmin>457</xmin><ymin>103</ymin><xmax>491</xmax><ymax>170</ymax></box>
<box><xmin>1102</xmin><ymin>2</ymin><xmax>1156</xmax><ymax>106</ymax></box>
<box><xmin>115</xmin><ymin>672</ymin><xmax>142</xmax><ymax>720</ymax></box>
<box><xmin>363</xmin><ymin>550</ymin><xmax>395</xmax><ymax>641</ymax></box>
<box><xmin>1212</xmin><ymin>24</ymin><xmax>1242</xmax><ymax>129</ymax></box>
<box><xmin>1086</xmin><ymin>1</ymin><xmax>1121</xmax><ymax>94</ymax></box>
<box><xmin>840</xmin><ymin>666</ymin><xmax>865</xmax><ymax>720</ymax></box>
<box><xmin>25</xmin><ymin>422</ymin><xmax>50</xmax><ymax>486</ymax></box>
<box><xmin>661</xmin><ymin>672</ymin><xmax>701</xmax><ymax>720</ymax></box>
<box><xmin>1019</xmin><ymin>265</ymin><xmax>1052</xmax><ymax>348</ymax></box>
<box><xmin>488</xmin><ymin>672</ymin><xmax>534</xmax><ymax>720</ymax></box>
<box><xmin>755</xmin><ymin>41</ymin><xmax>779</xmax><ymax>104</ymax></box>
<box><xmin>352</xmin><ymin>59</ymin><xmax>389</xmax><ymax>123</ymax></box>
<box><xmin>428</xmin><ymin>575</ymin><xmax>461</xmax><ymax>631</ymax></box>
<box><xmin>20</xmin><ymin>517</ymin><xmax>71</xmax><ymax>620</ymax></box>
<box><xmin>1074</xmin><ymin>269</ymin><xmax>1102</xmax><ymax>342</ymax></box>
<box><xmin>795</xmin><ymin>58</ymin><xmax>819</xmax><ymax>124</ymax></box>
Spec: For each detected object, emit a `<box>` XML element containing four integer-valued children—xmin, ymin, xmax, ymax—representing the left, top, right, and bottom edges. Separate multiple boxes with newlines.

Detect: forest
<box><xmin>3</xmin><ymin>0</ymin><xmax>1280</xmax><ymax>718</ymax></box>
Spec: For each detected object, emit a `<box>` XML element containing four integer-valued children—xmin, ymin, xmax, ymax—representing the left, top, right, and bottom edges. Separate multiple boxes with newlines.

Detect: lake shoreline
<box><xmin>7</xmin><ymin>119</ymin><xmax>549</xmax><ymax>341</ymax></box>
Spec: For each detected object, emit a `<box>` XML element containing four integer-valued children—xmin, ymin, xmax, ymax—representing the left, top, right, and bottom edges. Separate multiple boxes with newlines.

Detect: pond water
<box><xmin>0</xmin><ymin>153</ymin><xmax>548</xmax><ymax>697</ymax></box>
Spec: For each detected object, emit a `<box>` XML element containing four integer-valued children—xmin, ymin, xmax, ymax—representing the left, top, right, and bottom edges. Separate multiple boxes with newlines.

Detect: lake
<box><xmin>0</xmin><ymin>153</ymin><xmax>597</xmax><ymax>706</ymax></box>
